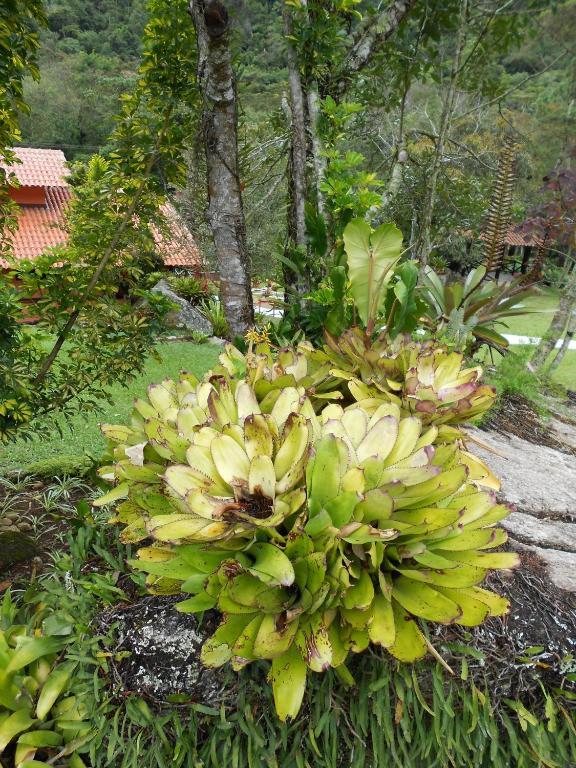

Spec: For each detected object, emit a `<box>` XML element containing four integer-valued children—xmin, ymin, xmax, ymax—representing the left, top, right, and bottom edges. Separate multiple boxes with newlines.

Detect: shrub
<box><xmin>97</xmin><ymin>345</ymin><xmax>515</xmax><ymax>721</ymax></box>
<box><xmin>485</xmin><ymin>347</ymin><xmax>543</xmax><ymax>405</ymax></box>
<box><xmin>0</xmin><ymin>592</ymin><xmax>92</xmax><ymax>765</ymax></box>
<box><xmin>21</xmin><ymin>454</ymin><xmax>94</xmax><ymax>479</ymax></box>
<box><xmin>167</xmin><ymin>274</ymin><xmax>210</xmax><ymax>305</ymax></box>
<box><xmin>199</xmin><ymin>298</ymin><xmax>230</xmax><ymax>338</ymax></box>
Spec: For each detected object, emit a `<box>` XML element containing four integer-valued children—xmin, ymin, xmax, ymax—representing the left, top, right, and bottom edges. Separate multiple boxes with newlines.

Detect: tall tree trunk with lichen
<box><xmin>531</xmin><ymin>263</ymin><xmax>576</xmax><ymax>371</ymax></box>
<box><xmin>413</xmin><ymin>0</ymin><xmax>468</xmax><ymax>271</ymax></box>
<box><xmin>383</xmin><ymin>77</ymin><xmax>410</xmax><ymax>208</ymax></box>
<box><xmin>189</xmin><ymin>0</ymin><xmax>253</xmax><ymax>338</ymax></box>
<box><xmin>282</xmin><ymin>4</ymin><xmax>310</xmax><ymax>304</ymax></box>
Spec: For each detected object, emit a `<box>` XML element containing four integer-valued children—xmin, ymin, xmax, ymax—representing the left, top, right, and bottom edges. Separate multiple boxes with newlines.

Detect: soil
<box><xmin>433</xmin><ymin>562</ymin><xmax>576</xmax><ymax>707</ymax></box>
<box><xmin>0</xmin><ymin>480</ymin><xmax>92</xmax><ymax>587</ymax></box>
<box><xmin>482</xmin><ymin>391</ymin><xmax>576</xmax><ymax>456</ymax></box>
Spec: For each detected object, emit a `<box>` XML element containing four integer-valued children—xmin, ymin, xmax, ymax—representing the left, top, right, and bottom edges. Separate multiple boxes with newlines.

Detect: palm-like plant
<box><xmin>419</xmin><ymin>265</ymin><xmax>537</xmax><ymax>352</ymax></box>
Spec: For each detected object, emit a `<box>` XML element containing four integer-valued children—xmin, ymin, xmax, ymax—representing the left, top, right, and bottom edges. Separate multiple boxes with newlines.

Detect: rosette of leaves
<box><xmin>419</xmin><ymin>265</ymin><xmax>537</xmax><ymax>353</ymax></box>
<box><xmin>95</xmin><ymin>376</ymin><xmax>319</xmax><ymax>563</ymax></box>
<box><xmin>309</xmin><ymin>329</ymin><xmax>496</xmax><ymax>426</ymax></box>
<box><xmin>216</xmin><ymin>340</ymin><xmax>343</xmax><ymax>409</ymax></box>
<box><xmin>307</xmin><ymin>402</ymin><xmax>513</xmax><ymax>661</ymax></box>
<box><xmin>100</xmin><ymin>392</ymin><xmax>515</xmax><ymax>721</ymax></box>
<box><xmin>0</xmin><ymin>606</ymin><xmax>91</xmax><ymax>767</ymax></box>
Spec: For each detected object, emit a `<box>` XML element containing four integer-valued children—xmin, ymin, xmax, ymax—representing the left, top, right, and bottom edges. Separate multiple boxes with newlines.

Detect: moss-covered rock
<box><xmin>0</xmin><ymin>530</ymin><xmax>38</xmax><ymax>570</ymax></box>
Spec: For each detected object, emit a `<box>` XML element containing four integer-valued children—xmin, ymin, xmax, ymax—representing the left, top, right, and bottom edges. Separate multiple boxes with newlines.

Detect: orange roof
<box><xmin>464</xmin><ymin>226</ymin><xmax>544</xmax><ymax>248</ymax></box>
<box><xmin>1</xmin><ymin>147</ymin><xmax>200</xmax><ymax>270</ymax></box>
<box><xmin>505</xmin><ymin>228</ymin><xmax>543</xmax><ymax>248</ymax></box>
<box><xmin>155</xmin><ymin>203</ymin><xmax>201</xmax><ymax>267</ymax></box>
<box><xmin>1</xmin><ymin>186</ymin><xmax>71</xmax><ymax>267</ymax></box>
<box><xmin>0</xmin><ymin>147</ymin><xmax>69</xmax><ymax>187</ymax></box>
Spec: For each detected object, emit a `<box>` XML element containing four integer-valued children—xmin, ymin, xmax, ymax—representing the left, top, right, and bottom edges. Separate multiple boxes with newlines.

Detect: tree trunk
<box><xmin>531</xmin><ymin>265</ymin><xmax>576</xmax><ymax>371</ymax></box>
<box><xmin>281</xmin><ymin>0</ymin><xmax>417</xmax><ymax>307</ymax></box>
<box><xmin>414</xmin><ymin>0</ymin><xmax>468</xmax><ymax>271</ymax></box>
<box><xmin>383</xmin><ymin>79</ymin><xmax>410</xmax><ymax>207</ymax></box>
<box><xmin>306</xmin><ymin>81</ymin><xmax>327</xmax><ymax>218</ymax></box>
<box><xmin>549</xmin><ymin>304</ymin><xmax>576</xmax><ymax>372</ymax></box>
<box><xmin>189</xmin><ymin>0</ymin><xmax>253</xmax><ymax>338</ymax></box>
<box><xmin>282</xmin><ymin>4</ymin><xmax>310</xmax><ymax>303</ymax></box>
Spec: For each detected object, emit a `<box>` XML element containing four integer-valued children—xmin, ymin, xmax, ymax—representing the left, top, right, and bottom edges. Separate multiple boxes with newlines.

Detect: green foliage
<box><xmin>188</xmin><ymin>330</ymin><xmax>210</xmax><ymax>344</ymax></box>
<box><xmin>320</xmin><ymin>100</ymin><xmax>384</xmax><ymax>242</ymax></box>
<box><xmin>384</xmin><ymin>260</ymin><xmax>422</xmax><ymax>339</ymax></box>
<box><xmin>98</xmin><ymin>335</ymin><xmax>513</xmax><ymax>720</ymax></box>
<box><xmin>20</xmin><ymin>454</ymin><xmax>94</xmax><ymax>480</ymax></box>
<box><xmin>18</xmin><ymin>0</ymin><xmax>147</xmax><ymax>158</ymax></box>
<box><xmin>21</xmin><ymin>53</ymin><xmax>136</xmax><ymax>159</ymax></box>
<box><xmin>43</xmin><ymin>0</ymin><xmax>146</xmax><ymax>59</ymax></box>
<box><xmin>199</xmin><ymin>298</ymin><xmax>230</xmax><ymax>338</ymax></box>
<box><xmin>419</xmin><ymin>266</ymin><xmax>538</xmax><ymax>353</ymax></box>
<box><xmin>1</xmin><ymin>0</ymin><xmax>199</xmax><ymax>442</ymax></box>
<box><xmin>0</xmin><ymin>0</ymin><xmax>46</xmax><ymax>258</ymax></box>
<box><xmin>343</xmin><ymin>218</ymin><xmax>403</xmax><ymax>332</ymax></box>
<box><xmin>167</xmin><ymin>274</ymin><xmax>211</xmax><ymax>305</ymax></box>
<box><xmin>0</xmin><ymin>592</ymin><xmax>93</xmax><ymax>766</ymax></box>
<box><xmin>0</xmin><ymin>341</ymin><xmax>220</xmax><ymax>475</ymax></box>
<box><xmin>485</xmin><ymin>348</ymin><xmax>543</xmax><ymax>405</ymax></box>
<box><xmin>96</xmin><ymin>662</ymin><xmax>576</xmax><ymax>767</ymax></box>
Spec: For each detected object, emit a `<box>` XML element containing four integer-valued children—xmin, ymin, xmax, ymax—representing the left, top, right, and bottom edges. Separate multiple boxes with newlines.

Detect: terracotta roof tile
<box><xmin>1</xmin><ymin>147</ymin><xmax>69</xmax><ymax>188</ymax></box>
<box><xmin>506</xmin><ymin>228</ymin><xmax>543</xmax><ymax>248</ymax></box>
<box><xmin>1</xmin><ymin>148</ymin><xmax>200</xmax><ymax>270</ymax></box>
<box><xmin>467</xmin><ymin>227</ymin><xmax>544</xmax><ymax>248</ymax></box>
<box><xmin>1</xmin><ymin>187</ymin><xmax>71</xmax><ymax>267</ymax></box>
<box><xmin>154</xmin><ymin>203</ymin><xmax>200</xmax><ymax>267</ymax></box>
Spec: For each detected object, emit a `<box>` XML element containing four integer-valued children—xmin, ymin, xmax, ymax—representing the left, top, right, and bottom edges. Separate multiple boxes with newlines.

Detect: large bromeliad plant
<box><xmin>96</xmin><ymin>220</ymin><xmax>517</xmax><ymax>720</ymax></box>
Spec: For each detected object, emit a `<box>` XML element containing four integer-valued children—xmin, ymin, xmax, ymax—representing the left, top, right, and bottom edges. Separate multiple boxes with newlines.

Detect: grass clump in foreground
<box><xmin>0</xmin><ymin>341</ymin><xmax>220</xmax><ymax>474</ymax></box>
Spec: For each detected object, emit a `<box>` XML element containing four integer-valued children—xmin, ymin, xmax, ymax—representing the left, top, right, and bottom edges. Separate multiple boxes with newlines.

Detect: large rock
<box><xmin>465</xmin><ymin>427</ymin><xmax>576</xmax><ymax>518</ymax></box>
<box><xmin>152</xmin><ymin>279</ymin><xmax>212</xmax><ymax>334</ymax></box>
<box><xmin>464</xmin><ymin>425</ymin><xmax>576</xmax><ymax>592</ymax></box>
<box><xmin>0</xmin><ymin>530</ymin><xmax>38</xmax><ymax>570</ymax></box>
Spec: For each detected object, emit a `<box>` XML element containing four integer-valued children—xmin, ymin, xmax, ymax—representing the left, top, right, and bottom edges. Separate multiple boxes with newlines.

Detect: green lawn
<box><xmin>496</xmin><ymin>286</ymin><xmax>575</xmax><ymax>390</ymax></box>
<box><xmin>499</xmin><ymin>286</ymin><xmax>561</xmax><ymax>338</ymax></box>
<box><xmin>0</xmin><ymin>341</ymin><xmax>221</xmax><ymax>474</ymax></box>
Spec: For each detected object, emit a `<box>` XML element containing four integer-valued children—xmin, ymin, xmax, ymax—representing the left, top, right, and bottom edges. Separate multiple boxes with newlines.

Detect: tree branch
<box><xmin>332</xmin><ymin>0</ymin><xmax>418</xmax><ymax>99</ymax></box>
<box><xmin>412</xmin><ymin>129</ymin><xmax>497</xmax><ymax>171</ymax></box>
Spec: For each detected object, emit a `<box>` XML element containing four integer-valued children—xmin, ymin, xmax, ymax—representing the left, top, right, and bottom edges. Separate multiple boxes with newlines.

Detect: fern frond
<box><xmin>483</xmin><ymin>135</ymin><xmax>517</xmax><ymax>273</ymax></box>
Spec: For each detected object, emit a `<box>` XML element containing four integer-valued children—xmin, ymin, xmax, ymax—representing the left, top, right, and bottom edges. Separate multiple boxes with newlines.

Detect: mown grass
<box><xmin>0</xmin><ymin>341</ymin><xmax>220</xmax><ymax>474</ymax></box>
<box><xmin>493</xmin><ymin>287</ymin><xmax>575</xmax><ymax>390</ymax></box>
<box><xmin>500</xmin><ymin>285</ymin><xmax>560</xmax><ymax>338</ymax></box>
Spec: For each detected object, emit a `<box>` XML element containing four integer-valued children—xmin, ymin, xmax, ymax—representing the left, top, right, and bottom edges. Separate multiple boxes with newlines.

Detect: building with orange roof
<box><xmin>1</xmin><ymin>147</ymin><xmax>201</xmax><ymax>270</ymax></box>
